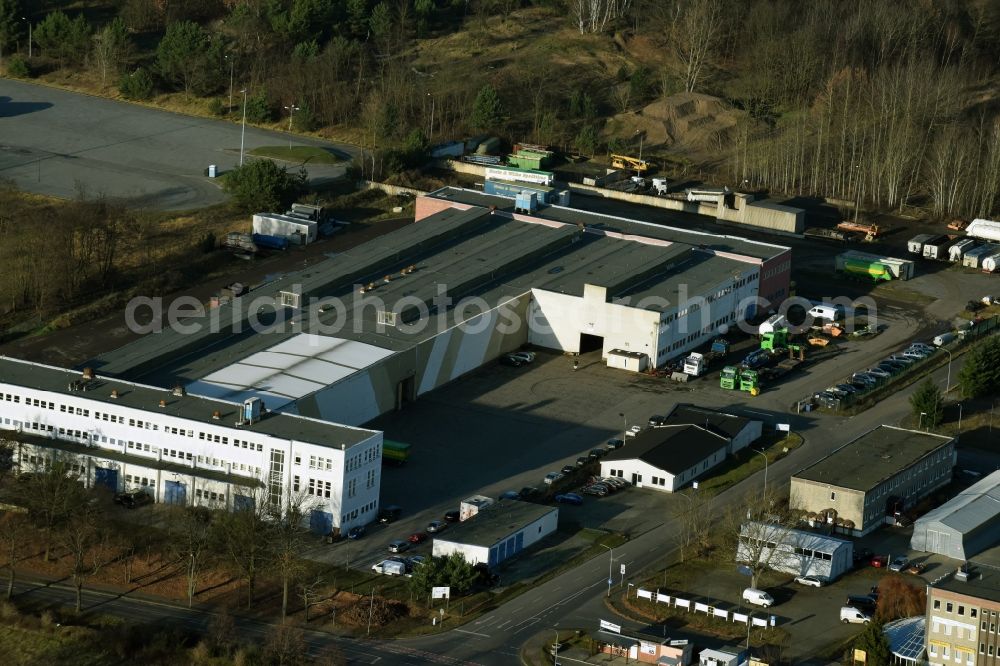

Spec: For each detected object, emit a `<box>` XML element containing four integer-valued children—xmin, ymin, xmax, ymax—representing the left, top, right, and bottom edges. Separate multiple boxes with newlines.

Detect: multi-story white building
<box><xmin>0</xmin><ymin>357</ymin><xmax>381</xmax><ymax>534</ymax></box>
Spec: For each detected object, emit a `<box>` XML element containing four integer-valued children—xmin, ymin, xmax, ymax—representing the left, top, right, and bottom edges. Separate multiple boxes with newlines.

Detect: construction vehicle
<box><xmin>836</xmin><ymin>221</ymin><xmax>881</xmax><ymax>241</ymax></box>
<box><xmin>720</xmin><ymin>366</ymin><xmax>738</xmax><ymax>390</ymax></box>
<box><xmin>761</xmin><ymin>345</ymin><xmax>806</xmax><ymax>381</ymax></box>
<box><xmin>610</xmin><ymin>154</ymin><xmax>649</xmax><ymax>173</ymax></box>
<box><xmin>739</xmin><ymin>369</ymin><xmax>760</xmax><ymax>395</ymax></box>
<box><xmin>760</xmin><ymin>328</ymin><xmax>789</xmax><ymax>351</ymax></box>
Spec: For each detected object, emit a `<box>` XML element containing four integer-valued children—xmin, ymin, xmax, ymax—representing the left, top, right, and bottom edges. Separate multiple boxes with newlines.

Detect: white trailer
<box><xmin>967</xmin><ymin>218</ymin><xmax>1000</xmax><ymax>242</ymax></box>
<box><xmin>922</xmin><ymin>236</ymin><xmax>952</xmax><ymax>260</ymax></box>
<box><xmin>837</xmin><ymin>251</ymin><xmax>915</xmax><ymax>280</ymax></box>
<box><xmin>982</xmin><ymin>253</ymin><xmax>1000</xmax><ymax>273</ymax></box>
<box><xmin>685</xmin><ymin>187</ymin><xmax>729</xmax><ymax>203</ymax></box>
<box><xmin>963</xmin><ymin>244</ymin><xmax>999</xmax><ymax>268</ymax></box>
<box><xmin>907</xmin><ymin>234</ymin><xmax>935</xmax><ymax>254</ymax></box>
<box><xmin>252</xmin><ymin>213</ymin><xmax>317</xmax><ymax>245</ymax></box>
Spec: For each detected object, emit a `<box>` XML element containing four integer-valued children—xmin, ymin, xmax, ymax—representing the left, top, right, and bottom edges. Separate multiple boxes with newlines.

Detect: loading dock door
<box><xmin>579</xmin><ymin>333</ymin><xmax>604</xmax><ymax>354</ymax></box>
<box><xmin>94</xmin><ymin>467</ymin><xmax>118</xmax><ymax>492</ymax></box>
<box><xmin>164</xmin><ymin>480</ymin><xmax>187</xmax><ymax>506</ymax></box>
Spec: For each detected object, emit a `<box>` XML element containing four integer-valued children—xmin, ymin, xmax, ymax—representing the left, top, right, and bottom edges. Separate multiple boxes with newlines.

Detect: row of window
<box><xmin>649</xmin><ymin>476</ymin><xmax>668</xmax><ymax>487</ymax></box>
<box><xmin>194</xmin><ymin>488</ymin><xmax>226</xmax><ymax>503</ymax></box>
<box><xmin>762</xmin><ymin>260</ymin><xmax>791</xmax><ymax>280</ymax></box>
<box><xmin>124</xmin><ymin>474</ymin><xmax>156</xmax><ymax>489</ymax></box>
<box><xmin>342</xmin><ymin>500</ymin><xmax>378</xmax><ymax>524</ymax></box>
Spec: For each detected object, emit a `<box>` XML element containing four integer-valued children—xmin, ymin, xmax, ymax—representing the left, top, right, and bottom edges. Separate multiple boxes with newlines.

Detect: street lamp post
<box><xmin>943</xmin><ymin>348</ymin><xmax>954</xmax><ymax>393</ymax></box>
<box><xmin>284</xmin><ymin>104</ymin><xmax>300</xmax><ymax>151</ymax></box>
<box><xmin>600</xmin><ymin>543</ymin><xmax>614</xmax><ymax>598</ymax></box>
<box><xmin>619</xmin><ymin>412</ymin><xmax>627</xmax><ymax>442</ymax></box>
<box><xmin>919</xmin><ymin>411</ymin><xmax>928</xmax><ymax>431</ymax></box>
<box><xmin>753</xmin><ymin>448</ymin><xmax>768</xmax><ymax>497</ymax></box>
<box><xmin>239</xmin><ymin>89</ymin><xmax>248</xmax><ymax>166</ymax></box>
<box><xmin>957</xmin><ymin>403</ymin><xmax>963</xmax><ymax>441</ymax></box>
<box><xmin>427</xmin><ymin>92</ymin><xmax>435</xmax><ymax>139</ymax></box>
<box><xmin>21</xmin><ymin>17</ymin><xmax>31</xmax><ymax>59</ymax></box>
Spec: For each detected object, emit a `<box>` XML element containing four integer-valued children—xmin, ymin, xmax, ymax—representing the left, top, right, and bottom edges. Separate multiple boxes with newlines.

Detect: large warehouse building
<box><xmin>790</xmin><ymin>426</ymin><xmax>955</xmax><ymax>537</ymax></box>
<box><xmin>0</xmin><ymin>357</ymin><xmax>382</xmax><ymax>534</ymax></box>
<box><xmin>89</xmin><ymin>193</ymin><xmax>791</xmax><ymax>428</ymax></box>
<box><xmin>911</xmin><ymin>470</ymin><xmax>1000</xmax><ymax>561</ymax></box>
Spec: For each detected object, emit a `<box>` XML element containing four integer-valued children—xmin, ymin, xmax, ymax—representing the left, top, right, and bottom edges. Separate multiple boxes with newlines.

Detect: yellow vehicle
<box><xmin>610</xmin><ymin>154</ymin><xmax>649</xmax><ymax>173</ymax></box>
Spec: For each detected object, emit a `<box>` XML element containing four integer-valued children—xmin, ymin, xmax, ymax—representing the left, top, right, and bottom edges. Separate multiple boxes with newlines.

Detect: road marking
<box><xmin>495</xmin><ymin>620</ymin><xmax>511</xmax><ymax>629</ymax></box>
<box><xmin>454</xmin><ymin>628</ymin><xmax>491</xmax><ymax>638</ymax></box>
<box><xmin>648</xmin><ymin>546</ymin><xmax>658</xmax><ymax>552</ymax></box>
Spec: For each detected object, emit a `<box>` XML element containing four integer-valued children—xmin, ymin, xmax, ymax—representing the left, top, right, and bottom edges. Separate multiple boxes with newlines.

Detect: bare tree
<box><xmin>671</xmin><ymin>0</ymin><xmax>725</xmax><ymax>93</ymax></box>
<box><xmin>22</xmin><ymin>457</ymin><xmax>87</xmax><ymax>562</ymax></box>
<box><xmin>273</xmin><ymin>493</ymin><xmax>317</xmax><ymax>621</ymax></box>
<box><xmin>0</xmin><ymin>510</ymin><xmax>28</xmax><ymax>599</ymax></box>
<box><xmin>674</xmin><ymin>494</ymin><xmax>714</xmax><ymax>564</ymax></box>
<box><xmin>170</xmin><ymin>506</ymin><xmax>214</xmax><ymax>608</ymax></box>
<box><xmin>214</xmin><ymin>483</ymin><xmax>272</xmax><ymax>609</ymax></box>
<box><xmin>726</xmin><ymin>487</ymin><xmax>799</xmax><ymax>589</ymax></box>
<box><xmin>61</xmin><ymin>502</ymin><xmax>111</xmax><ymax>612</ymax></box>
<box><xmin>298</xmin><ymin>575</ymin><xmax>326</xmax><ymax>622</ymax></box>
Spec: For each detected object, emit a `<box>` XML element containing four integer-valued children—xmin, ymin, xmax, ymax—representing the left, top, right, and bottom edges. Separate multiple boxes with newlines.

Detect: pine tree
<box><xmin>470</xmin><ymin>84</ymin><xmax>504</xmax><ymax>131</ymax></box>
<box><xmin>854</xmin><ymin>620</ymin><xmax>891</xmax><ymax>666</ymax></box>
<box><xmin>959</xmin><ymin>337</ymin><xmax>1000</xmax><ymax>399</ymax></box>
<box><xmin>909</xmin><ymin>379</ymin><xmax>943</xmax><ymax>428</ymax></box>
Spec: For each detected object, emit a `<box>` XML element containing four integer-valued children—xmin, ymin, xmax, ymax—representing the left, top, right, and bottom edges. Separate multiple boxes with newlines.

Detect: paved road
<box><xmin>0</xmin><ymin>79</ymin><xmax>356</xmax><ymax>210</ymax></box>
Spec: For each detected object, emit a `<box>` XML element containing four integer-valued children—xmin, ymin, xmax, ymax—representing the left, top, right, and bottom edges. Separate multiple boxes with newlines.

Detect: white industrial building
<box><xmin>0</xmin><ymin>357</ymin><xmax>381</xmax><ymax>534</ymax></box>
<box><xmin>601</xmin><ymin>406</ymin><xmax>762</xmax><ymax>491</ymax></box>
<box><xmin>736</xmin><ymin>521</ymin><xmax>854</xmax><ymax>582</ymax></box>
<box><xmin>431</xmin><ymin>501</ymin><xmax>558</xmax><ymax>568</ymax></box>
<box><xmin>910</xmin><ymin>470</ymin><xmax>1000</xmax><ymax>561</ymax></box>
<box><xmin>93</xmin><ymin>196</ymin><xmax>792</xmax><ymax>429</ymax></box>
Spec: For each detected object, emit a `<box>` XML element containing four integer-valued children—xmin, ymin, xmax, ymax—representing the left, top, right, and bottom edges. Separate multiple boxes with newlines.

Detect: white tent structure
<box><xmin>911</xmin><ymin>470</ymin><xmax>1000</xmax><ymax>561</ymax></box>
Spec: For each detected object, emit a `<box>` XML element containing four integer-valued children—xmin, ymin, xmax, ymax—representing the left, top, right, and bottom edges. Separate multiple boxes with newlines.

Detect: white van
<box><xmin>840</xmin><ymin>606</ymin><xmax>871</xmax><ymax>624</ymax></box>
<box><xmin>742</xmin><ymin>588</ymin><xmax>774</xmax><ymax>608</ymax></box>
<box><xmin>808</xmin><ymin>304</ymin><xmax>845</xmax><ymax>321</ymax></box>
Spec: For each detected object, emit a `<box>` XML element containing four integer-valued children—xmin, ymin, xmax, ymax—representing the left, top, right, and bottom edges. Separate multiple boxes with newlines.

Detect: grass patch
<box><xmin>696</xmin><ymin>432</ymin><xmax>803</xmax><ymax>497</ymax></box>
<box><xmin>249</xmin><ymin>146</ymin><xmax>343</xmax><ymax>164</ymax></box>
<box><xmin>0</xmin><ymin>624</ymin><xmax>109</xmax><ymax>665</ymax></box>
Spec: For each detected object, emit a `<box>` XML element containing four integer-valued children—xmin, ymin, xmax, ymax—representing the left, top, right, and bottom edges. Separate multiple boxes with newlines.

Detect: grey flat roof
<box><xmin>435</xmin><ymin>500</ymin><xmax>557</xmax><ymax>548</ymax></box>
<box><xmin>604</xmin><ymin>424</ymin><xmax>728</xmax><ymax>475</ymax></box>
<box><xmin>92</xmin><ymin>203</ymin><xmax>763</xmax><ymax>386</ymax></box>
<box><xmin>429</xmin><ymin>186</ymin><xmax>789</xmax><ymax>261</ymax></box>
<box><xmin>747</xmin><ymin>200</ymin><xmax>804</xmax><ymax>214</ymax></box>
<box><xmin>0</xmin><ymin>357</ymin><xmax>375</xmax><ymax>450</ymax></box>
<box><xmin>933</xmin><ymin>566</ymin><xmax>1000</xmax><ymax>604</ymax></box>
<box><xmin>793</xmin><ymin>426</ymin><xmax>953</xmax><ymax>492</ymax></box>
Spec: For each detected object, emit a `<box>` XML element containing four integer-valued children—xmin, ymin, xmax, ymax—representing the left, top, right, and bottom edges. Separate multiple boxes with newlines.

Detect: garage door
<box><xmin>94</xmin><ymin>467</ymin><xmax>118</xmax><ymax>492</ymax></box>
<box><xmin>164</xmin><ymin>480</ymin><xmax>187</xmax><ymax>506</ymax></box>
<box><xmin>233</xmin><ymin>494</ymin><xmax>255</xmax><ymax>512</ymax></box>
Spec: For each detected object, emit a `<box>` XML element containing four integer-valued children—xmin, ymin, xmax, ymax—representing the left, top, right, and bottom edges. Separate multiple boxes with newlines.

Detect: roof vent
<box><xmin>172</xmin><ymin>385</ymin><xmax>186</xmax><ymax>397</ymax></box>
<box><xmin>158</xmin><ymin>400</ymin><xmax>166</xmax><ymax>408</ymax></box>
<box><xmin>81</xmin><ymin>367</ymin><xmax>95</xmax><ymax>381</ymax></box>
<box><xmin>110</xmin><ymin>389</ymin><xmax>119</xmax><ymax>399</ymax></box>
<box><xmin>212</xmin><ymin>410</ymin><xmax>221</xmax><ymax>420</ymax></box>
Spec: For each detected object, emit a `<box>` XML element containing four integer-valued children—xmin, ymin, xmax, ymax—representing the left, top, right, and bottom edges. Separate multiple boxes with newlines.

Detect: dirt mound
<box><xmin>611</xmin><ymin>92</ymin><xmax>744</xmax><ymax>156</ymax></box>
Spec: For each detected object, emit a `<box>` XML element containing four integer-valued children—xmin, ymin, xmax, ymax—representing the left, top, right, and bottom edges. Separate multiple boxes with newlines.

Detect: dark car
<box><xmin>347</xmin><ymin>525</ymin><xmax>366</xmax><ymax>540</ymax></box>
<box><xmin>115</xmin><ymin>489</ymin><xmax>153</xmax><ymax>509</ymax></box>
<box><xmin>554</xmin><ymin>493</ymin><xmax>583</xmax><ymax>505</ymax></box>
<box><xmin>561</xmin><ymin>465</ymin><xmax>575</xmax><ymax>475</ymax></box>
<box><xmin>648</xmin><ymin>415</ymin><xmax>667</xmax><ymax>426</ymax></box>
<box><xmin>847</xmin><ymin>595</ymin><xmax>878</xmax><ymax>612</ymax></box>
<box><xmin>606</xmin><ymin>438</ymin><xmax>625</xmax><ymax>450</ymax></box>
<box><xmin>378</xmin><ymin>505</ymin><xmax>402</xmax><ymax>524</ymax></box>
<box><xmin>518</xmin><ymin>487</ymin><xmax>540</xmax><ymax>500</ymax></box>
<box><xmin>853</xmin><ymin>547</ymin><xmax>874</xmax><ymax>565</ymax></box>
<box><xmin>499</xmin><ymin>490</ymin><xmax>520</xmax><ymax>501</ymax></box>
<box><xmin>499</xmin><ymin>353</ymin><xmax>525</xmax><ymax>367</ymax></box>
<box><xmin>443</xmin><ymin>510</ymin><xmax>460</xmax><ymax>523</ymax></box>
<box><xmin>588</xmin><ymin>448</ymin><xmax>606</xmax><ymax>460</ymax></box>
<box><xmin>576</xmin><ymin>457</ymin><xmax>590</xmax><ymax>467</ymax></box>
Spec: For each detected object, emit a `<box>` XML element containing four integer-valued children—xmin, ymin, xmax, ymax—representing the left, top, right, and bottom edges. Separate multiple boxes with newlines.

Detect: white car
<box><xmin>509</xmin><ymin>351</ymin><xmax>536</xmax><ymax>363</ymax></box>
<box><xmin>625</xmin><ymin>425</ymin><xmax>643</xmax><ymax>437</ymax></box>
<box><xmin>908</xmin><ymin>343</ymin><xmax>934</xmax><ymax>353</ymax></box>
<box><xmin>543</xmin><ymin>472</ymin><xmax>564</xmax><ymax>485</ymax></box>
<box><xmin>794</xmin><ymin>575</ymin><xmax>824</xmax><ymax>588</ymax></box>
<box><xmin>841</xmin><ymin>606</ymin><xmax>871</xmax><ymax>624</ymax></box>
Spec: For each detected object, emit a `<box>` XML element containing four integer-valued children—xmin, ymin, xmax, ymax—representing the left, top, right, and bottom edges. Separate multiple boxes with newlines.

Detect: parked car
<box><xmin>648</xmin><ymin>415</ymin><xmax>667</xmax><ymax>426</ymax></box>
<box><xmin>509</xmin><ymin>351</ymin><xmax>536</xmax><ymax>363</ymax></box>
<box><xmin>835</xmin><ymin>383</ymin><xmax>859</xmax><ymax>394</ymax></box>
<box><xmin>554</xmin><ymin>493</ymin><xmax>583</xmax><ymax>505</ymax></box>
<box><xmin>408</xmin><ymin>532</ymin><xmax>428</xmax><ymax>544</ymax></box>
<box><xmin>426</xmin><ymin>520</ymin><xmax>448</xmax><ymax>533</ymax></box>
<box><xmin>115</xmin><ymin>489</ymin><xmax>153</xmax><ymax>509</ymax></box>
<box><xmin>443</xmin><ymin>510</ymin><xmax>460</xmax><ymax>523</ymax></box>
<box><xmin>852</xmin><ymin>373</ymin><xmax>879</xmax><ymax>387</ymax></box>
<box><xmin>582</xmin><ymin>485</ymin><xmax>608</xmax><ymax>496</ymax></box>
<box><xmin>840</xmin><ymin>606</ymin><xmax>872</xmax><ymax>625</ymax></box>
<box><xmin>742</xmin><ymin>588</ymin><xmax>775</xmax><ymax>608</ymax></box>
<box><xmin>908</xmin><ymin>342</ymin><xmax>935</xmax><ymax>354</ymax></box>
<box><xmin>906</xmin><ymin>562</ymin><xmax>926</xmax><ymax>575</ymax></box>
<box><xmin>588</xmin><ymin>448</ymin><xmax>606</xmax><ymax>460</ymax></box>
<box><xmin>347</xmin><ymin>525</ymin><xmax>366</xmax><ymax>540</ymax></box>
<box><xmin>888</xmin><ymin>556</ymin><xmax>910</xmax><ymax>572</ymax></box>
<box><xmin>499</xmin><ymin>490</ymin><xmax>520</xmax><ymax>500</ymax></box>
<box><xmin>372</xmin><ymin>559</ymin><xmax>407</xmax><ymax>576</ymax></box>
<box><xmin>499</xmin><ymin>353</ymin><xmax>526</xmax><ymax>367</ymax></box>
<box><xmin>606</xmin><ymin>439</ymin><xmax>625</xmax><ymax>450</ymax></box>
<box><xmin>901</xmin><ymin>349</ymin><xmax>930</xmax><ymax>360</ymax></box>
<box><xmin>544</xmin><ymin>472</ymin><xmax>564</xmax><ymax>485</ymax></box>
<box><xmin>602</xmin><ymin>477</ymin><xmax>627</xmax><ymax>488</ymax></box>
<box><xmin>887</xmin><ymin>355</ymin><xmax>915</xmax><ymax>365</ymax></box>
<box><xmin>407</xmin><ymin>555</ymin><xmax>426</xmax><ymax>568</ymax></box>
<box><xmin>518</xmin><ymin>487</ymin><xmax>540</xmax><ymax>500</ymax></box>
<box><xmin>870</xmin><ymin>554</ymin><xmax>889</xmax><ymax>568</ymax></box>
<box><xmin>853</xmin><ymin>547</ymin><xmax>874</xmax><ymax>565</ymax></box>
<box><xmin>866</xmin><ymin>367</ymin><xmax>891</xmax><ymax>379</ymax></box>
<box><xmin>378</xmin><ymin>505</ymin><xmax>402</xmax><ymax>524</ymax></box>
<box><xmin>560</xmin><ymin>465</ymin><xmax>575</xmax><ymax>475</ymax></box>
<box><xmin>794</xmin><ymin>575</ymin><xmax>824</xmax><ymax>588</ymax></box>
<box><xmin>626</xmin><ymin>425</ymin><xmax>643</xmax><ymax>437</ymax></box>
<box><xmin>387</xmin><ymin>540</ymin><xmax>410</xmax><ymax>553</ymax></box>
<box><xmin>846</xmin><ymin>595</ymin><xmax>878</xmax><ymax>612</ymax></box>
<box><xmin>576</xmin><ymin>457</ymin><xmax>590</xmax><ymax>467</ymax></box>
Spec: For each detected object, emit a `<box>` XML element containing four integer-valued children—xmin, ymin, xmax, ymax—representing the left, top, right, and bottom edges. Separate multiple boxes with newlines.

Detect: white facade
<box><xmin>0</xmin><ymin>360</ymin><xmax>381</xmax><ymax>533</ymax></box>
<box><xmin>432</xmin><ymin>506</ymin><xmax>558</xmax><ymax>567</ymax></box>
<box><xmin>253</xmin><ymin>213</ymin><xmax>318</xmax><ymax>244</ymax></box>
<box><xmin>602</xmin><ymin>445</ymin><xmax>728</xmax><ymax>493</ymax></box>
<box><xmin>736</xmin><ymin>521</ymin><xmax>854</xmax><ymax>581</ymax></box>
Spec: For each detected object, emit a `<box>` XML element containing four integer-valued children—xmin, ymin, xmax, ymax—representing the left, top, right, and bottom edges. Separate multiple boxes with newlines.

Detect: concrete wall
<box><xmin>528</xmin><ymin>284</ymin><xmax>661</xmax><ymax>359</ymax></box>
<box><xmin>432</xmin><ymin>159</ymin><xmax>488</xmax><ymax>177</ymax></box>
<box><xmin>360</xmin><ymin>180</ymin><xmax>428</xmax><ymax>198</ymax></box>
<box><xmin>790</xmin><ymin>478</ymin><xmax>867</xmax><ymax>535</ymax></box>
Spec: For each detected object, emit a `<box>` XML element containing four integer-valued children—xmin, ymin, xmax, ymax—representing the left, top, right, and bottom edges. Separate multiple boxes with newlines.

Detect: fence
<box><xmin>634</xmin><ymin>589</ymin><xmax>777</xmax><ymax>627</ymax></box>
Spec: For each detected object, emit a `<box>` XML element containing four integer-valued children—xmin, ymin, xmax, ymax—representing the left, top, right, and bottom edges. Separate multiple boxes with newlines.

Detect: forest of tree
<box><xmin>4</xmin><ymin>0</ymin><xmax>1000</xmax><ymax>218</ymax></box>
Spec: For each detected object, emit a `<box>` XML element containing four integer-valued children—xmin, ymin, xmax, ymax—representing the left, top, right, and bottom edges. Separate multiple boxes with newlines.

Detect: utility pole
<box><xmin>366</xmin><ymin>587</ymin><xmax>375</xmax><ymax>636</ymax></box>
<box><xmin>284</xmin><ymin>104</ymin><xmax>300</xmax><ymax>151</ymax></box>
<box><xmin>22</xmin><ymin>17</ymin><xmax>32</xmax><ymax>59</ymax></box>
<box><xmin>239</xmin><ymin>89</ymin><xmax>248</xmax><ymax>166</ymax></box>
<box><xmin>225</xmin><ymin>55</ymin><xmax>234</xmax><ymax>111</ymax></box>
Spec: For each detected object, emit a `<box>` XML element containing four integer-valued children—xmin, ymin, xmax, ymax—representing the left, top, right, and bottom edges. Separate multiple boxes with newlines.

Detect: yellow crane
<box><xmin>610</xmin><ymin>154</ymin><xmax>650</xmax><ymax>173</ymax></box>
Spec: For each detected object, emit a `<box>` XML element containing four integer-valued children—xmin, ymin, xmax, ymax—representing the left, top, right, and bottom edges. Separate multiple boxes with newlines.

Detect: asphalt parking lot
<box><xmin>0</xmin><ymin>79</ymin><xmax>354</xmax><ymax>209</ymax></box>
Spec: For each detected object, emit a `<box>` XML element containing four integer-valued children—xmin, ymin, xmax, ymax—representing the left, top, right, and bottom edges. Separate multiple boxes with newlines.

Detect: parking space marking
<box><xmin>454</xmin><ymin>629</ymin><xmax>491</xmax><ymax>638</ymax></box>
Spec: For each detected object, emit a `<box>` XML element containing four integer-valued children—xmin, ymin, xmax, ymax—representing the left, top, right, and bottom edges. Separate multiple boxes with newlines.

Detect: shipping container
<box><xmin>685</xmin><ymin>187</ymin><xmax>728</xmax><ymax>203</ymax></box>
<box><xmin>907</xmin><ymin>234</ymin><xmax>936</xmax><ymax>254</ymax></box>
<box><xmin>484</xmin><ymin>165</ymin><xmax>555</xmax><ymax>186</ymax></box>
<box><xmin>253</xmin><ymin>213</ymin><xmax>317</xmax><ymax>244</ymax></box>
<box><xmin>382</xmin><ymin>440</ymin><xmax>410</xmax><ymax>465</ymax></box>
<box><xmin>963</xmin><ymin>244</ymin><xmax>999</xmax><ymax>268</ymax></box>
<box><xmin>836</xmin><ymin>251</ymin><xmax>914</xmax><ymax>280</ymax></box>
<box><xmin>948</xmin><ymin>238</ymin><xmax>977</xmax><ymax>262</ymax></box>
<box><xmin>922</xmin><ymin>235</ymin><xmax>951</xmax><ymax>259</ymax></box>
<box><xmin>251</xmin><ymin>233</ymin><xmax>289</xmax><ymax>250</ymax></box>
<box><xmin>483</xmin><ymin>178</ymin><xmax>554</xmax><ymax>203</ymax></box>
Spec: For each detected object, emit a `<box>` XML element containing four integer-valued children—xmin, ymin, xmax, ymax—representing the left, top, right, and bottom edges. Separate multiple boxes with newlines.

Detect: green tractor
<box><xmin>720</xmin><ymin>366</ymin><xmax>738</xmax><ymax>390</ymax></box>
